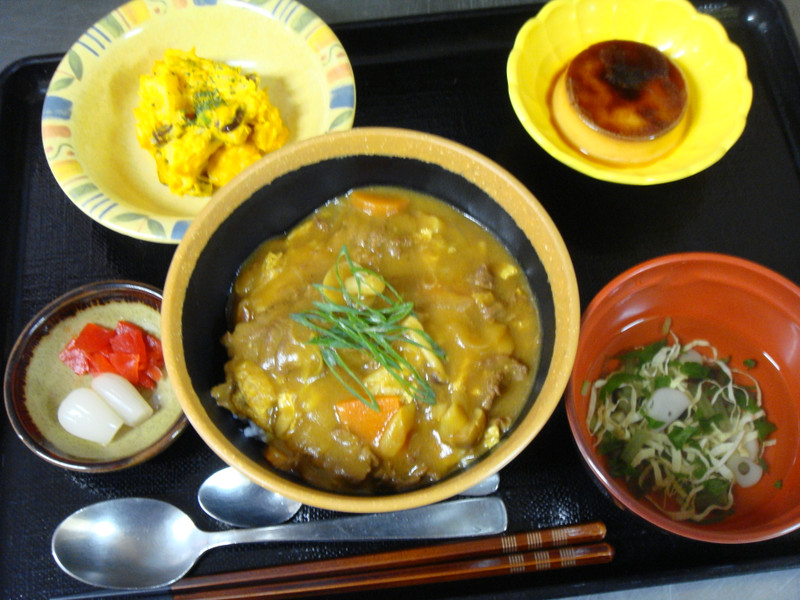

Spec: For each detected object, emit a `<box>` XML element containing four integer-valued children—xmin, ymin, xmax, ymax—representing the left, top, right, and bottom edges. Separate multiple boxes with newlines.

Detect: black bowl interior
<box><xmin>181</xmin><ymin>155</ymin><xmax>557</xmax><ymax>493</ymax></box>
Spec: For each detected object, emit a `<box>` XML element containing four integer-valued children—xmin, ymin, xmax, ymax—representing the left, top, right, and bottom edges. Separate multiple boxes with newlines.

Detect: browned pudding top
<box><xmin>566</xmin><ymin>40</ymin><xmax>687</xmax><ymax>140</ymax></box>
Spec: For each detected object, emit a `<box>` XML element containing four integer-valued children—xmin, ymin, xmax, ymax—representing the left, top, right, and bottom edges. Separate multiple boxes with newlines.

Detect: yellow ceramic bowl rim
<box><xmin>507</xmin><ymin>0</ymin><xmax>753</xmax><ymax>185</ymax></box>
<box><xmin>162</xmin><ymin>127</ymin><xmax>581</xmax><ymax>512</ymax></box>
<box><xmin>41</xmin><ymin>0</ymin><xmax>355</xmax><ymax>244</ymax></box>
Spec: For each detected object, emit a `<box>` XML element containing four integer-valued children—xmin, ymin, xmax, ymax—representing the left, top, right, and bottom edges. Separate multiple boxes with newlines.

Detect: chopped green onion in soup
<box><xmin>585</xmin><ymin>329</ymin><xmax>776</xmax><ymax>522</ymax></box>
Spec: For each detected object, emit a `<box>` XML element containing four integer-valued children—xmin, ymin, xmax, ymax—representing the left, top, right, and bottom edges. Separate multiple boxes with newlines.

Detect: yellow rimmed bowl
<box><xmin>42</xmin><ymin>0</ymin><xmax>355</xmax><ymax>244</ymax></box>
<box><xmin>507</xmin><ymin>0</ymin><xmax>752</xmax><ymax>185</ymax></box>
<box><xmin>161</xmin><ymin>127</ymin><xmax>580</xmax><ymax>513</ymax></box>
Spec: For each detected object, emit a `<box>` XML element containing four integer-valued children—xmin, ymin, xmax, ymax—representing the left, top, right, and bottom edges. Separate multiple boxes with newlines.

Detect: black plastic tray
<box><xmin>3</xmin><ymin>2</ymin><xmax>800</xmax><ymax>598</ymax></box>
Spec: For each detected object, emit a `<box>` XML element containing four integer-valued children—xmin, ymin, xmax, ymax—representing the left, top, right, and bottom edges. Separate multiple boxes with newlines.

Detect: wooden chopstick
<box><xmin>176</xmin><ymin>542</ymin><xmax>614</xmax><ymax>599</ymax></box>
<box><xmin>174</xmin><ymin>521</ymin><xmax>608</xmax><ymax>593</ymax></box>
<box><xmin>52</xmin><ymin>522</ymin><xmax>610</xmax><ymax>600</ymax></box>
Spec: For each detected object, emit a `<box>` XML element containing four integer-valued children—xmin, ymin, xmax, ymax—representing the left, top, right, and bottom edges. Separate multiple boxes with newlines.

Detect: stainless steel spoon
<box><xmin>198</xmin><ymin>466</ymin><xmax>302</xmax><ymax>528</ymax></box>
<box><xmin>51</xmin><ymin>496</ymin><xmax>507</xmax><ymax>590</ymax></box>
<box><xmin>198</xmin><ymin>466</ymin><xmax>501</xmax><ymax>528</ymax></box>
<box><xmin>462</xmin><ymin>472</ymin><xmax>500</xmax><ymax>496</ymax></box>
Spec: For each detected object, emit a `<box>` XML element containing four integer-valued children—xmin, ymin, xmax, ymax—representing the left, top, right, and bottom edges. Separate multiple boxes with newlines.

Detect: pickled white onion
<box><xmin>91</xmin><ymin>372</ymin><xmax>153</xmax><ymax>426</ymax></box>
<box><xmin>58</xmin><ymin>388</ymin><xmax>123</xmax><ymax>445</ymax></box>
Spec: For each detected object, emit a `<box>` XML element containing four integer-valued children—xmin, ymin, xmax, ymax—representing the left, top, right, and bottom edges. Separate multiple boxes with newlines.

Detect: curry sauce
<box><xmin>211</xmin><ymin>188</ymin><xmax>541</xmax><ymax>492</ymax></box>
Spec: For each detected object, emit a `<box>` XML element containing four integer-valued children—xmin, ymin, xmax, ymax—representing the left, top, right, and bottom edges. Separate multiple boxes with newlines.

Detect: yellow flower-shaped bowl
<box><xmin>41</xmin><ymin>0</ymin><xmax>355</xmax><ymax>243</ymax></box>
<box><xmin>507</xmin><ymin>0</ymin><xmax>752</xmax><ymax>185</ymax></box>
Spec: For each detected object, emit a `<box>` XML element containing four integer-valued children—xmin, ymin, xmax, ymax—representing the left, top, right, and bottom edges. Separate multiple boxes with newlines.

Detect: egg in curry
<box><xmin>134</xmin><ymin>49</ymin><xmax>289</xmax><ymax>196</ymax></box>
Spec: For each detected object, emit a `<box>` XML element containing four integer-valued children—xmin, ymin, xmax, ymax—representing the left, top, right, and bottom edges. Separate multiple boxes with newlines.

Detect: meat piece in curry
<box><xmin>211</xmin><ymin>187</ymin><xmax>541</xmax><ymax>492</ymax></box>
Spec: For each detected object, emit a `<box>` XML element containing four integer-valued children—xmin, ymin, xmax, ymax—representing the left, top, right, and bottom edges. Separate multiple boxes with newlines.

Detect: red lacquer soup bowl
<box><xmin>566</xmin><ymin>252</ymin><xmax>800</xmax><ymax>543</ymax></box>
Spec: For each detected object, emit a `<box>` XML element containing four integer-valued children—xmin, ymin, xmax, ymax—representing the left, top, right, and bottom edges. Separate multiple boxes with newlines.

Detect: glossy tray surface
<box><xmin>2</xmin><ymin>1</ymin><xmax>800</xmax><ymax>598</ymax></box>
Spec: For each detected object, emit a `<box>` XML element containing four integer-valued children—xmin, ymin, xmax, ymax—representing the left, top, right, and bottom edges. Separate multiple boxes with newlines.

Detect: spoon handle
<box><xmin>460</xmin><ymin>472</ymin><xmax>500</xmax><ymax>496</ymax></box>
<box><xmin>207</xmin><ymin>497</ymin><xmax>507</xmax><ymax>548</ymax></box>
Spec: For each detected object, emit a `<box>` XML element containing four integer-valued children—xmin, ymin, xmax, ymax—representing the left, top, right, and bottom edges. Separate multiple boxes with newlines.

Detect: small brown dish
<box><xmin>4</xmin><ymin>280</ymin><xmax>187</xmax><ymax>472</ymax></box>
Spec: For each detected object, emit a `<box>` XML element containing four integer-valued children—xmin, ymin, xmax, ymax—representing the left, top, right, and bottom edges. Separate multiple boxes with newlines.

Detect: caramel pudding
<box><xmin>552</xmin><ymin>40</ymin><xmax>688</xmax><ymax>165</ymax></box>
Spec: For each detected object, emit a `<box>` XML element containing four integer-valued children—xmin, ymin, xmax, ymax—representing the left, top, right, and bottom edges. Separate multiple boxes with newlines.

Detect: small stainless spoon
<box><xmin>198</xmin><ymin>467</ymin><xmax>302</xmax><ymax>528</ymax></box>
<box><xmin>462</xmin><ymin>472</ymin><xmax>500</xmax><ymax>496</ymax></box>
<box><xmin>198</xmin><ymin>466</ymin><xmax>501</xmax><ymax>528</ymax></box>
<box><xmin>51</xmin><ymin>496</ymin><xmax>507</xmax><ymax>590</ymax></box>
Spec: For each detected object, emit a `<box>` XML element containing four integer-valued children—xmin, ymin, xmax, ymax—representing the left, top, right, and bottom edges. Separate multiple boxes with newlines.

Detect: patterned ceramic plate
<box><xmin>42</xmin><ymin>0</ymin><xmax>356</xmax><ymax>243</ymax></box>
<box><xmin>507</xmin><ymin>0</ymin><xmax>752</xmax><ymax>185</ymax></box>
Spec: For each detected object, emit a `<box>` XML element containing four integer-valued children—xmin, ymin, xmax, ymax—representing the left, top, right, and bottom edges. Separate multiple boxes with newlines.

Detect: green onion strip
<box><xmin>292</xmin><ymin>246</ymin><xmax>445</xmax><ymax>411</ymax></box>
